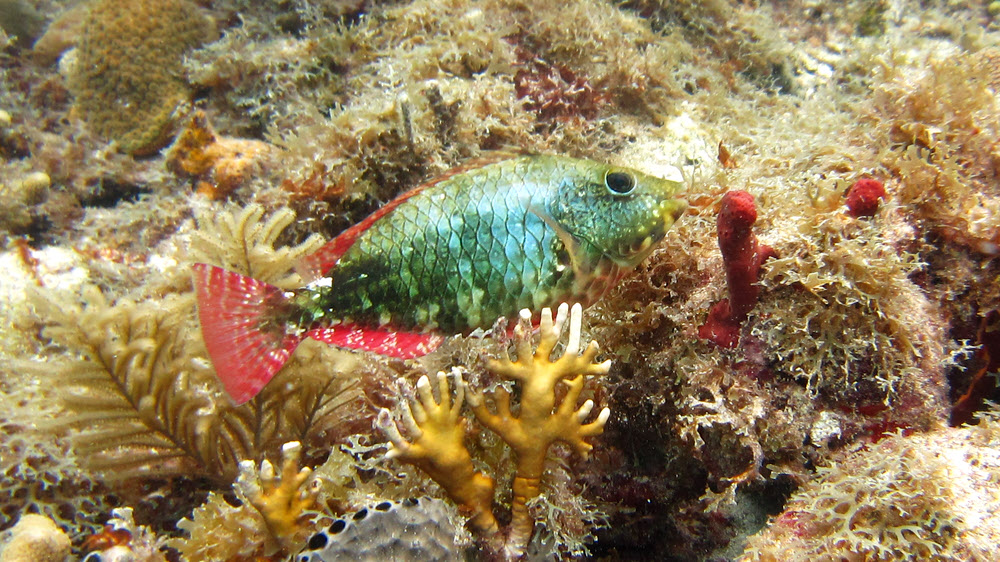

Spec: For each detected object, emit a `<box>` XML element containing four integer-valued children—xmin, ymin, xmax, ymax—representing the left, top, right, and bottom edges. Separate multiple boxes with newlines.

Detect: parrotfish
<box><xmin>193</xmin><ymin>154</ymin><xmax>686</xmax><ymax>404</ymax></box>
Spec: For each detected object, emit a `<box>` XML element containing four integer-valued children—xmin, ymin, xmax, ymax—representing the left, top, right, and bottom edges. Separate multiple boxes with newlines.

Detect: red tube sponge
<box><xmin>845</xmin><ymin>178</ymin><xmax>886</xmax><ymax>218</ymax></box>
<box><xmin>699</xmin><ymin>191</ymin><xmax>777</xmax><ymax>348</ymax></box>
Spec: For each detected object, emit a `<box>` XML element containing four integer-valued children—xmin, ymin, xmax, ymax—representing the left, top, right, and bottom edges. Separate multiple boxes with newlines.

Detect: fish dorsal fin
<box><xmin>306</xmin><ymin>324</ymin><xmax>445</xmax><ymax>358</ymax></box>
<box><xmin>296</xmin><ymin>186</ymin><xmax>429</xmax><ymax>281</ymax></box>
<box><xmin>296</xmin><ymin>152</ymin><xmax>525</xmax><ymax>282</ymax></box>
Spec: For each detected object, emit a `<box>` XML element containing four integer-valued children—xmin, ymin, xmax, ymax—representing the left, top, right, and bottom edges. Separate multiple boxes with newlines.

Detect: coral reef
<box><xmin>3</xmin><ymin>0</ymin><xmax>1000</xmax><ymax>559</ymax></box>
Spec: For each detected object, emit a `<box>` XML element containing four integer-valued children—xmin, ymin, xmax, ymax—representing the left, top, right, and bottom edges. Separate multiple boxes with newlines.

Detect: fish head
<box><xmin>547</xmin><ymin>160</ymin><xmax>687</xmax><ymax>267</ymax></box>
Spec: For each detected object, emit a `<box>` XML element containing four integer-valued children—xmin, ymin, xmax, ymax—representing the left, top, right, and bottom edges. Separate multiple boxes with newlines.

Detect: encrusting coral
<box><xmin>740</xmin><ymin>411</ymin><xmax>1000</xmax><ymax>561</ymax></box>
<box><xmin>68</xmin><ymin>0</ymin><xmax>215</xmax><ymax>155</ymax></box>
<box><xmin>165</xmin><ymin>111</ymin><xmax>275</xmax><ymax>200</ymax></box>
<box><xmin>380</xmin><ymin>302</ymin><xmax>611</xmax><ymax>558</ymax></box>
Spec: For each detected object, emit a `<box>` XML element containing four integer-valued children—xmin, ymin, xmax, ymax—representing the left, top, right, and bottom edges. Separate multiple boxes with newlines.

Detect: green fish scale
<box><xmin>307</xmin><ymin>157</ymin><xmax>573</xmax><ymax>332</ymax></box>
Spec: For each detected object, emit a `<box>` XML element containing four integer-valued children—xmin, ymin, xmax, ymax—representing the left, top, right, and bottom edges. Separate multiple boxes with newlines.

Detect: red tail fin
<box><xmin>192</xmin><ymin>264</ymin><xmax>303</xmax><ymax>404</ymax></box>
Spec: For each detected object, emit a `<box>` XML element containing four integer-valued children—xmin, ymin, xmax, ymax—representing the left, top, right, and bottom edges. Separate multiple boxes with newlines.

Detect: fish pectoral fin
<box><xmin>307</xmin><ymin>324</ymin><xmax>445</xmax><ymax>358</ymax></box>
<box><xmin>527</xmin><ymin>205</ymin><xmax>588</xmax><ymax>279</ymax></box>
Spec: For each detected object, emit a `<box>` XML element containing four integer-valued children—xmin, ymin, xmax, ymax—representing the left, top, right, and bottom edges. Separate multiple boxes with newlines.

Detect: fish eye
<box><xmin>605</xmin><ymin>171</ymin><xmax>636</xmax><ymax>195</ymax></box>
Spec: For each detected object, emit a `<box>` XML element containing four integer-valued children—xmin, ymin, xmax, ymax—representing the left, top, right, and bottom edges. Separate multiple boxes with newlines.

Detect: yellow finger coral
<box><xmin>377</xmin><ymin>370</ymin><xmax>499</xmax><ymax>536</ymax></box>
<box><xmin>379</xmin><ymin>303</ymin><xmax>611</xmax><ymax>558</ymax></box>
<box><xmin>468</xmin><ymin>302</ymin><xmax>611</xmax><ymax>556</ymax></box>
<box><xmin>237</xmin><ymin>441</ymin><xmax>321</xmax><ymax>549</ymax></box>
<box><xmin>170</xmin><ymin>442</ymin><xmax>320</xmax><ymax>560</ymax></box>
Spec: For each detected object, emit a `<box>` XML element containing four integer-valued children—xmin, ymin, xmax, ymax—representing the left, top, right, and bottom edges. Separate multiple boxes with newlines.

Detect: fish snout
<box><xmin>659</xmin><ymin>199</ymin><xmax>688</xmax><ymax>228</ymax></box>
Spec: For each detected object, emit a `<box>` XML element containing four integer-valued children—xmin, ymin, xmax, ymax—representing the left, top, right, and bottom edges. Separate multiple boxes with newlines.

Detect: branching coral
<box><xmin>189</xmin><ymin>202</ymin><xmax>324</xmax><ymax>287</ymax></box>
<box><xmin>469</xmin><ymin>303</ymin><xmax>611</xmax><ymax>555</ymax></box>
<box><xmin>236</xmin><ymin>441</ymin><xmax>321</xmax><ymax>549</ymax></box>
<box><xmin>380</xmin><ymin>303</ymin><xmax>611</xmax><ymax>558</ymax></box>
<box><xmin>168</xmin><ymin>442</ymin><xmax>325</xmax><ymax>560</ymax></box>
<box><xmin>378</xmin><ymin>370</ymin><xmax>498</xmax><ymax>536</ymax></box>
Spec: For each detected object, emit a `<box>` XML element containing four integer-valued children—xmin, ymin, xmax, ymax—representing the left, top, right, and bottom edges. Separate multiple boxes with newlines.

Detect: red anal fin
<box><xmin>296</xmin><ymin>152</ymin><xmax>525</xmax><ymax>281</ymax></box>
<box><xmin>192</xmin><ymin>263</ymin><xmax>303</xmax><ymax>404</ymax></box>
<box><xmin>307</xmin><ymin>324</ymin><xmax>444</xmax><ymax>359</ymax></box>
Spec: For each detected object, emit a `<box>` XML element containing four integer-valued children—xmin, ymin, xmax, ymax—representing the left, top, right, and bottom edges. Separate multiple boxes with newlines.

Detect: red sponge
<box><xmin>699</xmin><ymin>191</ymin><xmax>777</xmax><ymax>348</ymax></box>
<box><xmin>845</xmin><ymin>178</ymin><xmax>886</xmax><ymax>218</ymax></box>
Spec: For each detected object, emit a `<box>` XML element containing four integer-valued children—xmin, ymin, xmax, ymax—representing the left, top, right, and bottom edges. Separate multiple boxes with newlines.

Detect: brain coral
<box><xmin>69</xmin><ymin>0</ymin><xmax>214</xmax><ymax>155</ymax></box>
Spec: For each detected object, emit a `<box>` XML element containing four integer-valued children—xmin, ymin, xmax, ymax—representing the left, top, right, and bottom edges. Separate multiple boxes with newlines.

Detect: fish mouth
<box><xmin>624</xmin><ymin>235</ymin><xmax>655</xmax><ymax>258</ymax></box>
<box><xmin>615</xmin><ymin>231</ymin><xmax>662</xmax><ymax>265</ymax></box>
<box><xmin>660</xmin><ymin>199</ymin><xmax>687</xmax><ymax>228</ymax></box>
<box><xmin>613</xmin><ymin>199</ymin><xmax>687</xmax><ymax>264</ymax></box>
